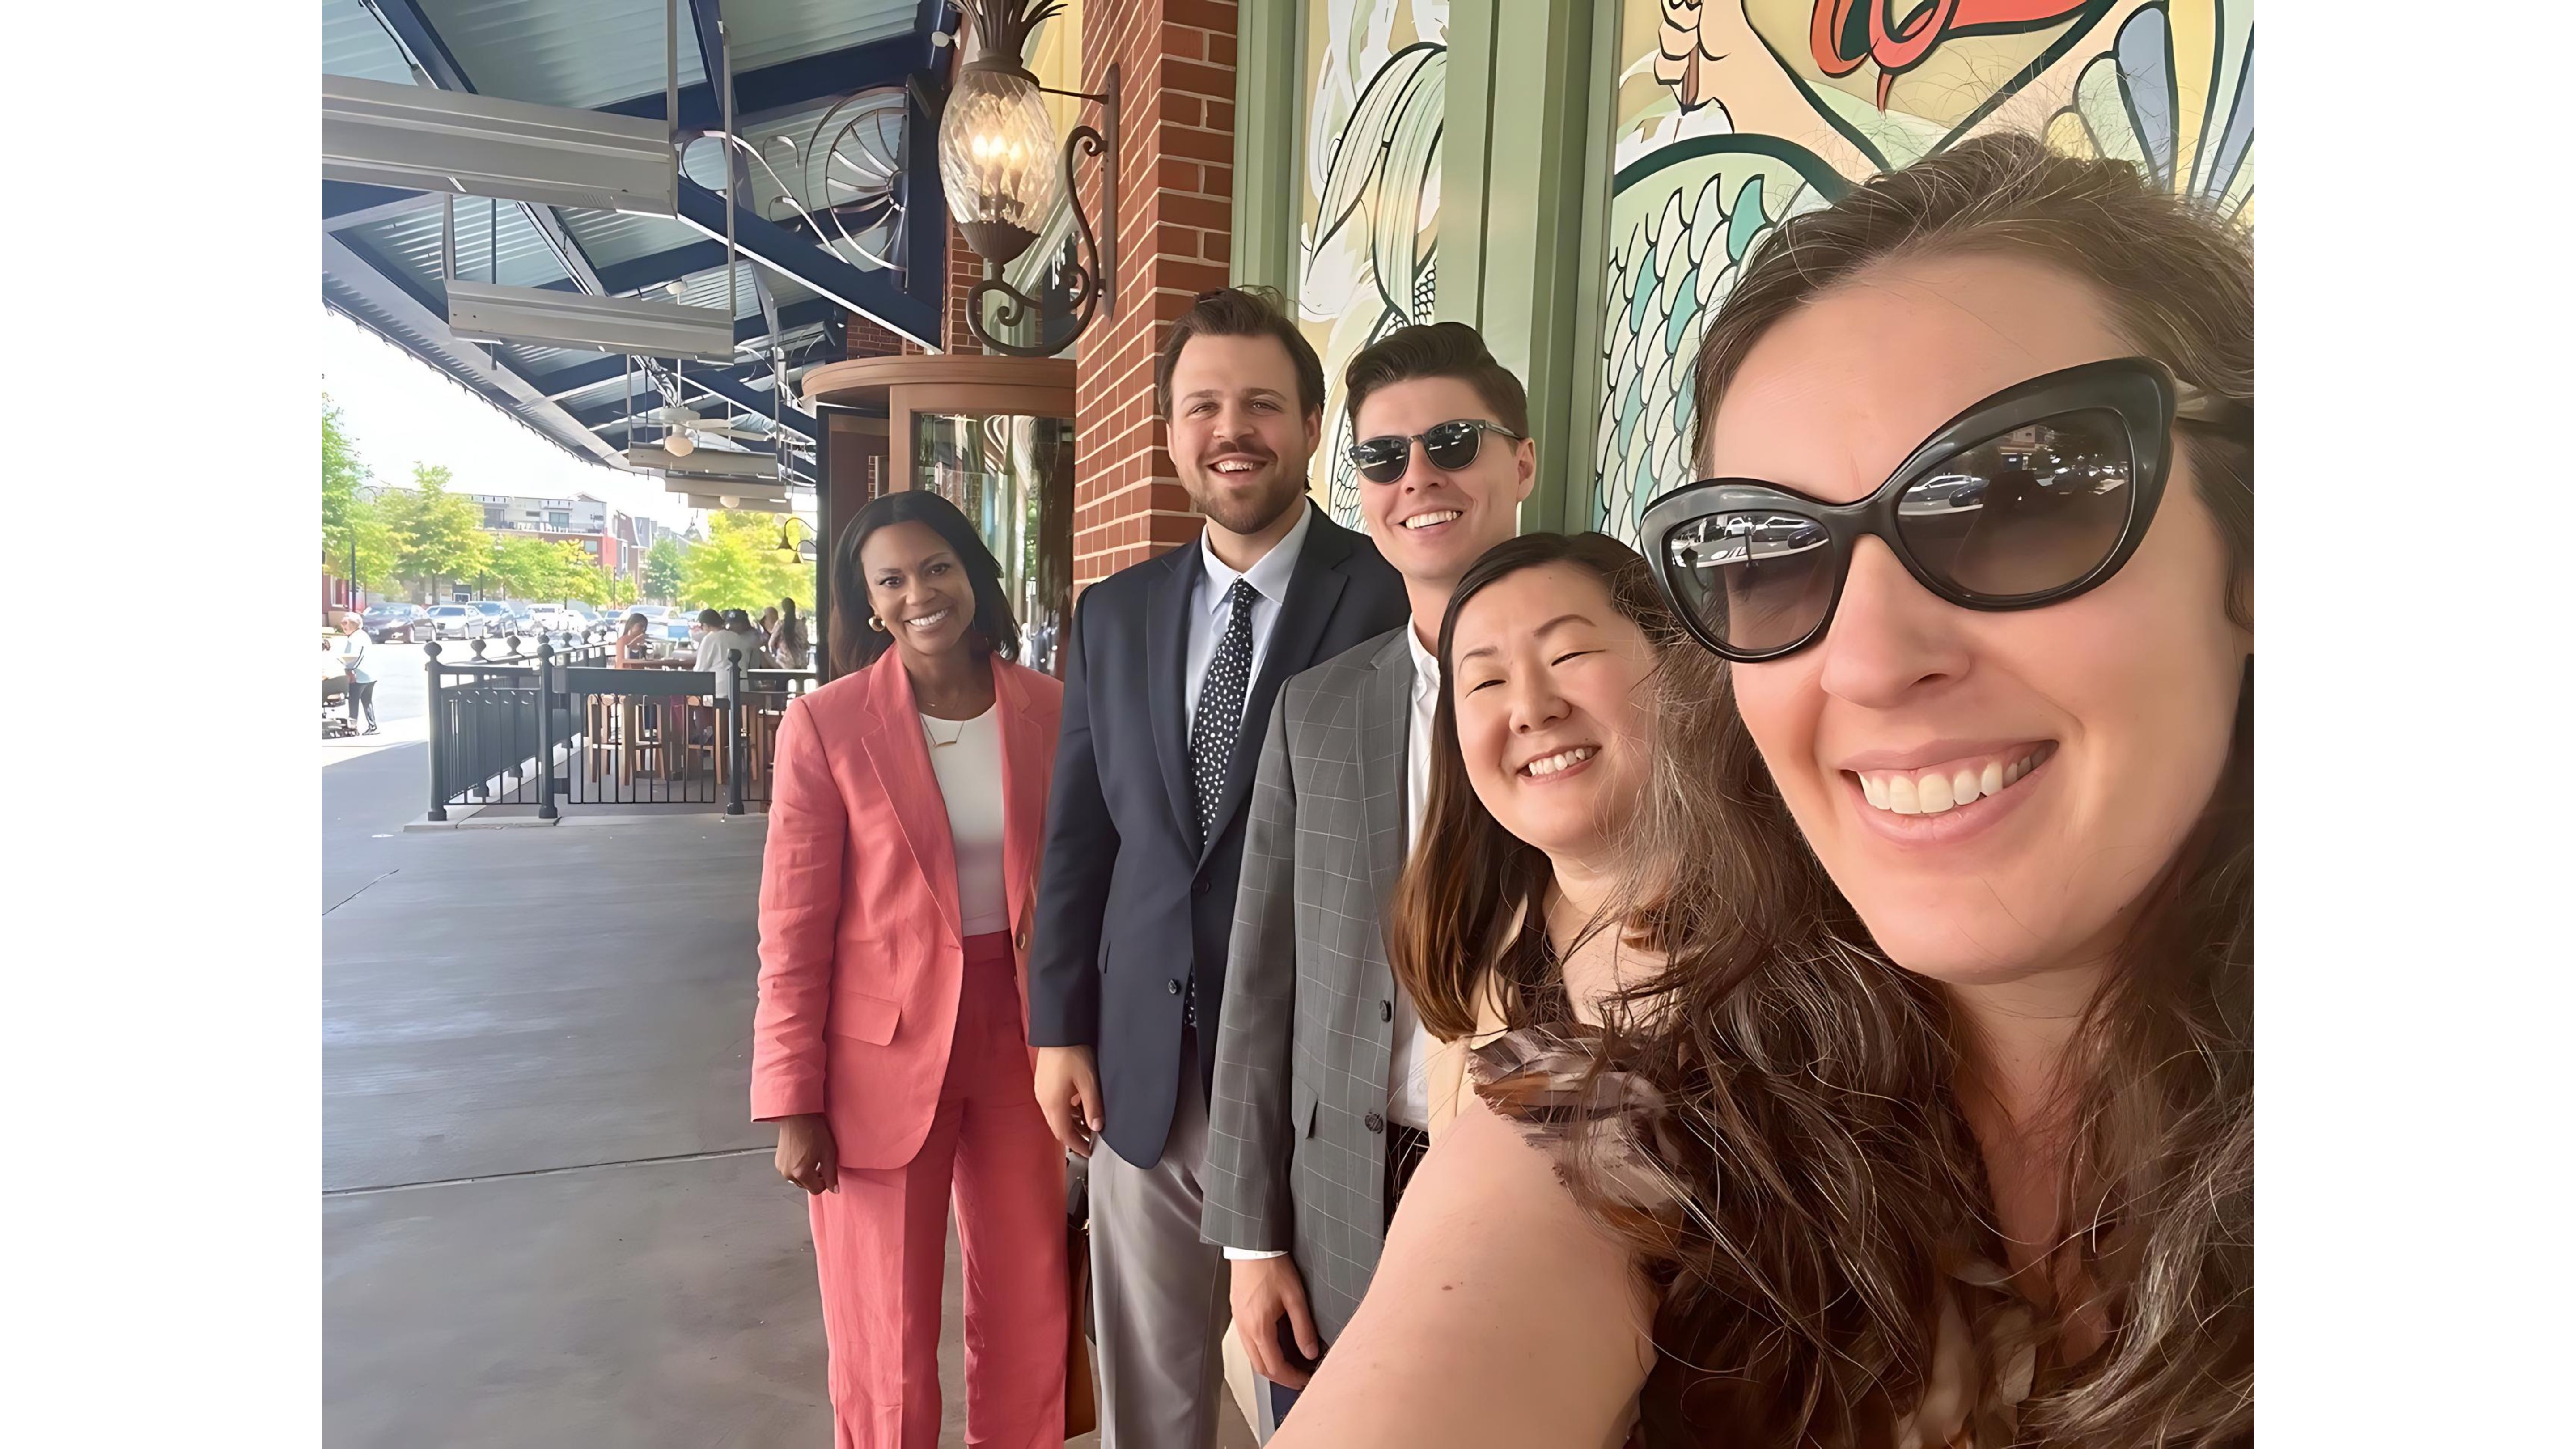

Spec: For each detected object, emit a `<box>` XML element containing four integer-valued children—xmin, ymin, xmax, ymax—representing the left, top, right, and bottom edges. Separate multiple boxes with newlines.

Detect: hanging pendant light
<box><xmin>938</xmin><ymin>54</ymin><xmax>1061</xmax><ymax>264</ymax></box>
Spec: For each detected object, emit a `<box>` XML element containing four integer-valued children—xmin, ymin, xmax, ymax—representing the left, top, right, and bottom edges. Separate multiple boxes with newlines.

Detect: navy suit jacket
<box><xmin>1027</xmin><ymin>502</ymin><xmax>1408</xmax><ymax>1166</ymax></box>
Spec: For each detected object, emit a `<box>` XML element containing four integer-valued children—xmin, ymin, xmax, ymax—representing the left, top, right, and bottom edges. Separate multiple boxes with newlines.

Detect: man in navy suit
<box><xmin>1028</xmin><ymin>288</ymin><xmax>1407</xmax><ymax>1449</ymax></box>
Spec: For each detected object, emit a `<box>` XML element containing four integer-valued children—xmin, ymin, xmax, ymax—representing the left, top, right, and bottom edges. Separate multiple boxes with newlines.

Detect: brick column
<box><xmin>1071</xmin><ymin>0</ymin><xmax>1238</xmax><ymax>594</ymax></box>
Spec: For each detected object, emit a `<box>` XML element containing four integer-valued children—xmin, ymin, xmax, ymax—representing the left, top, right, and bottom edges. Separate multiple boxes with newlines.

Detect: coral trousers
<box><xmin>807</xmin><ymin>931</ymin><xmax>1067</xmax><ymax>1448</ymax></box>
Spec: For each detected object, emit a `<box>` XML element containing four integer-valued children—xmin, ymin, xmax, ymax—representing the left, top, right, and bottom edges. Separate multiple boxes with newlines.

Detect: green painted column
<box><xmin>1230</xmin><ymin>0</ymin><xmax>1301</xmax><ymax>297</ymax></box>
<box><xmin>1437</xmin><ymin>0</ymin><xmax>1601</xmax><ymax>536</ymax></box>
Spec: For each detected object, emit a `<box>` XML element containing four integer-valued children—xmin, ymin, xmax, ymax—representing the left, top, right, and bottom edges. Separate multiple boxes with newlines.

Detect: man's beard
<box><xmin>1186</xmin><ymin>455</ymin><xmax>1308</xmax><ymax>538</ymax></box>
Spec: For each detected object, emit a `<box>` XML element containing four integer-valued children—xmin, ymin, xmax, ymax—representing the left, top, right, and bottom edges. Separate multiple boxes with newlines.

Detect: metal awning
<box><xmin>321</xmin><ymin>0</ymin><xmax>955</xmax><ymax>484</ymax></box>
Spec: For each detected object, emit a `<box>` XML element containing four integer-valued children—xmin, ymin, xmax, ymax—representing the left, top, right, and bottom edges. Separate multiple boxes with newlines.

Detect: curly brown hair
<box><xmin>1570</xmin><ymin>134</ymin><xmax>2253</xmax><ymax>1447</ymax></box>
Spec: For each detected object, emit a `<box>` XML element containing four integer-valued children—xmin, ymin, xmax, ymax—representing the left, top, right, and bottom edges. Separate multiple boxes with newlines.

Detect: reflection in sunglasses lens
<box><xmin>1352</xmin><ymin>421</ymin><xmax>1488</xmax><ymax>483</ymax></box>
<box><xmin>1666</xmin><ymin>511</ymin><xmax>1834</xmax><ymax>656</ymax></box>
<box><xmin>1896</xmin><ymin>409</ymin><xmax>2134</xmax><ymax>599</ymax></box>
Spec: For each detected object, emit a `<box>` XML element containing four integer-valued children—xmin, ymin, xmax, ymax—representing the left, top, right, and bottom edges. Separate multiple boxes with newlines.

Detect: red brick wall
<box><xmin>844</xmin><ymin>312</ymin><xmax>914</xmax><ymax>359</ymax></box>
<box><xmin>944</xmin><ymin>217</ymin><xmax>988</xmax><ymax>356</ymax></box>
<box><xmin>1071</xmin><ymin>0</ymin><xmax>1239</xmax><ymax>593</ymax></box>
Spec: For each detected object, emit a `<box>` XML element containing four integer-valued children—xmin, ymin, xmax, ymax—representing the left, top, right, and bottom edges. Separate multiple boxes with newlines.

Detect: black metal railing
<box><xmin>427</xmin><ymin>641</ymin><xmax>813</xmax><ymax>819</ymax></box>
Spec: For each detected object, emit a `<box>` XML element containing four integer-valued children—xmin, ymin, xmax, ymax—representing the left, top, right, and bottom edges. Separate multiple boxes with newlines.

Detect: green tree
<box><xmin>551</xmin><ymin>542</ymin><xmax>611</xmax><ymax>606</ymax></box>
<box><xmin>642</xmin><ymin>535</ymin><xmax>686</xmax><ymax>602</ymax></box>
<box><xmin>322</xmin><ymin>397</ymin><xmax>398</xmax><ymax>592</ymax></box>
<box><xmin>681</xmin><ymin>510</ymin><xmax>816</xmax><ymax>614</ymax></box>
<box><xmin>378</xmin><ymin>463</ymin><xmax>487</xmax><ymax>598</ymax></box>
<box><xmin>486</xmin><ymin>533</ymin><xmax>559</xmax><ymax>597</ymax></box>
<box><xmin>677</xmin><ymin>514</ymin><xmax>771</xmax><ymax>612</ymax></box>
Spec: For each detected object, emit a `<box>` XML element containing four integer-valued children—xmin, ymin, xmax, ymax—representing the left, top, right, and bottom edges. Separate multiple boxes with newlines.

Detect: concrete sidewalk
<box><xmin>324</xmin><ymin>809</ymin><xmax>833</xmax><ymax>1446</ymax></box>
<box><xmin>321</xmin><ymin>792</ymin><xmax>1251</xmax><ymax>1446</ymax></box>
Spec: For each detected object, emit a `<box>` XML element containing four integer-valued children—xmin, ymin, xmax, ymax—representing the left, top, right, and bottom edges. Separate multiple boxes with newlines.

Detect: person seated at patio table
<box><xmin>723</xmin><ymin>608</ymin><xmax>778</xmax><ymax>669</ymax></box>
<box><xmin>610</xmin><ymin>612</ymin><xmax>655</xmax><ymax>667</ymax></box>
<box><xmin>753</xmin><ymin>489</ymin><xmax>1069</xmax><ymax>1447</ymax></box>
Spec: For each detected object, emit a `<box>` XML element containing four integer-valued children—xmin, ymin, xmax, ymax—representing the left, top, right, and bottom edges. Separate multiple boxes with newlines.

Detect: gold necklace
<box><xmin>921</xmin><ymin>713</ymin><xmax>970</xmax><ymax>749</ymax></box>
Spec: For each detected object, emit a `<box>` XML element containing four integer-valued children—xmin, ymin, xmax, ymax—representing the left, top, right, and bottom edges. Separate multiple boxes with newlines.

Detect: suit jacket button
<box><xmin>1364</xmin><ymin>1111</ymin><xmax>1385</xmax><ymax>1134</ymax></box>
<box><xmin>1378</xmin><ymin>1000</ymin><xmax>1392</xmax><ymax>1022</ymax></box>
<box><xmin>1167</xmin><ymin>979</ymin><xmax>1182</xmax><ymax>996</ymax></box>
<box><xmin>1192</xmin><ymin>876</ymin><xmax>1212</xmax><ymax>896</ymax></box>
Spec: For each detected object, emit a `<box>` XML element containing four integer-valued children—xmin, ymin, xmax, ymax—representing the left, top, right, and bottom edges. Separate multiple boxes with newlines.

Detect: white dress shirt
<box><xmin>1386</xmin><ymin>623</ymin><xmax>1442</xmax><ymax>1131</ymax></box>
<box><xmin>922</xmin><ymin>706</ymin><xmax>1010</xmax><ymax>936</ymax></box>
<box><xmin>1182</xmin><ymin>503</ymin><xmax>1314</xmax><ymax>739</ymax></box>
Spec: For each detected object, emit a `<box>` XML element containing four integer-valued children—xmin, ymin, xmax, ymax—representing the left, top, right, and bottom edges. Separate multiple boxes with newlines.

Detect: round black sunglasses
<box><xmin>1347</xmin><ymin>418</ymin><xmax>1524</xmax><ymax>484</ymax></box>
<box><xmin>1639</xmin><ymin>356</ymin><xmax>2250</xmax><ymax>663</ymax></box>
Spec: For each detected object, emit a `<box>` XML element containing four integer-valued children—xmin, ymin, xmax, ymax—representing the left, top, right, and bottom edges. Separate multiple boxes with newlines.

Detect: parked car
<box><xmin>424</xmin><ymin>604</ymin><xmax>488</xmax><ymax>640</ymax></box>
<box><xmin>361</xmin><ymin>601</ymin><xmax>425</xmax><ymax>643</ymax></box>
<box><xmin>474</xmin><ymin>601</ymin><xmax>518</xmax><ymax>637</ymax></box>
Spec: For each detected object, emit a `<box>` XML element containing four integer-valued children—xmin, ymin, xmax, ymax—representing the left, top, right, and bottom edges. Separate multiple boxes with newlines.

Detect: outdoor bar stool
<box><xmin>585</xmin><ymin>692</ymin><xmax>621</xmax><ymax>784</ymax></box>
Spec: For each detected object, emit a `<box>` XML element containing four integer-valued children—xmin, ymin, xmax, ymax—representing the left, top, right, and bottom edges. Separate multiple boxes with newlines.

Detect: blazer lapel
<box><xmin>1355</xmin><ymin>627</ymin><xmax>1414</xmax><ymax>905</ymax></box>
<box><xmin>854</xmin><ymin>652</ymin><xmax>962</xmax><ymax>941</ymax></box>
<box><xmin>1146</xmin><ymin>545</ymin><xmax>1202</xmax><ymax>851</ymax></box>
<box><xmin>1197</xmin><ymin>506</ymin><xmax>1350</xmax><ymax>868</ymax></box>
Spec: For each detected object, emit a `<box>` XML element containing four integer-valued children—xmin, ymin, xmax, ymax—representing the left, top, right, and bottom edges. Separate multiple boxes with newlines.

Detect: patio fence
<box><xmin>424</xmin><ymin>638</ymin><xmax>813</xmax><ymax>820</ymax></box>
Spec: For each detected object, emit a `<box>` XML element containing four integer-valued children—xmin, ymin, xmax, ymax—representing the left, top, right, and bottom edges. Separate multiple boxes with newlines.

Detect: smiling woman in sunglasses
<box><xmin>1271</xmin><ymin>134</ymin><xmax>2252</xmax><ymax>1449</ymax></box>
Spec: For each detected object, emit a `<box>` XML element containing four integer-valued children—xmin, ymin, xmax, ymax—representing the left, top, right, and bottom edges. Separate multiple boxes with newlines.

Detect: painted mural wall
<box><xmin>1297</xmin><ymin>0</ymin><xmax>1447</xmax><ymax>525</ymax></box>
<box><xmin>1593</xmin><ymin>0</ymin><xmax>2254</xmax><ymax>542</ymax></box>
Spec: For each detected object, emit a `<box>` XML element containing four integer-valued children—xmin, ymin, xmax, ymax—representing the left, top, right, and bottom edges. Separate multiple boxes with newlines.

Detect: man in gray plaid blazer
<box><xmin>1199</xmin><ymin>323</ymin><xmax>1535</xmax><ymax>1426</ymax></box>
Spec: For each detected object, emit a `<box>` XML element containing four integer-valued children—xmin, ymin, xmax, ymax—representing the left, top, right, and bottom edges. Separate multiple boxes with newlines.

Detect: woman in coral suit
<box><xmin>752</xmin><ymin>489</ymin><xmax>1067</xmax><ymax>1448</ymax></box>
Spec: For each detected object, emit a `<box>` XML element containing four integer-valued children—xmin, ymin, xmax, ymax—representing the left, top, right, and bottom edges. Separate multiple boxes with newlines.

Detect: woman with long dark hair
<box><xmin>752</xmin><ymin>490</ymin><xmax>1068</xmax><ymax>1447</ymax></box>
<box><xmin>1389</xmin><ymin>533</ymin><xmax>1687</xmax><ymax>1139</ymax></box>
<box><xmin>1276</xmin><ymin>134</ymin><xmax>2254</xmax><ymax>1448</ymax></box>
<box><xmin>771</xmin><ymin>596</ymin><xmax>810</xmax><ymax>669</ymax></box>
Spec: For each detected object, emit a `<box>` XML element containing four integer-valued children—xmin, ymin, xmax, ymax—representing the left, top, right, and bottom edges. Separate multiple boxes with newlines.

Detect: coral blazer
<box><xmin>750</xmin><ymin>648</ymin><xmax>1063</xmax><ymax>1170</ymax></box>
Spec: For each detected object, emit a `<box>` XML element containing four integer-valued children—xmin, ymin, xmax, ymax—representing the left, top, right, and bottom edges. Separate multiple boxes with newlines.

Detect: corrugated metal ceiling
<box><xmin>416</xmin><ymin>0</ymin><xmax>706</xmax><ymax>108</ymax></box>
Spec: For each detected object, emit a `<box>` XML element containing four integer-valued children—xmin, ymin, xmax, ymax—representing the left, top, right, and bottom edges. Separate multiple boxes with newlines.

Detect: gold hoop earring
<box><xmin>868</xmin><ymin>615</ymin><xmax>888</xmax><ymax>633</ymax></box>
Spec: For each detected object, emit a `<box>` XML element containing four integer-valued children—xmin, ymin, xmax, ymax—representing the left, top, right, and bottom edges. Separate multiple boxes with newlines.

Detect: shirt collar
<box><xmin>1199</xmin><ymin>499</ymin><xmax>1314</xmax><ymax>614</ymax></box>
<box><xmin>1404</xmin><ymin>619</ymin><xmax>1439</xmax><ymax>703</ymax></box>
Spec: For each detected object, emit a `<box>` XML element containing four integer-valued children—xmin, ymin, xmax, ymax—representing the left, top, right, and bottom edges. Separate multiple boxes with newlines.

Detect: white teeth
<box><xmin>1885</xmin><ymin>775</ymin><xmax>1921</xmax><ymax>814</ymax></box>
<box><xmin>1402</xmin><ymin>510</ymin><xmax>1461</xmax><ymax>530</ymax></box>
<box><xmin>1521</xmin><ymin>746</ymin><xmax>1597</xmax><ymax>777</ymax></box>
<box><xmin>905</xmin><ymin>608</ymin><xmax>952</xmax><ymax>630</ymax></box>
<box><xmin>1853</xmin><ymin>746</ymin><xmax>2050</xmax><ymax>818</ymax></box>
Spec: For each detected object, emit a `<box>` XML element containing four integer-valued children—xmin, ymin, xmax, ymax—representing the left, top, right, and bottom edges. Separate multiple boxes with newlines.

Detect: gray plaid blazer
<box><xmin>1199</xmin><ymin>625</ymin><xmax>1415</xmax><ymax>1344</ymax></box>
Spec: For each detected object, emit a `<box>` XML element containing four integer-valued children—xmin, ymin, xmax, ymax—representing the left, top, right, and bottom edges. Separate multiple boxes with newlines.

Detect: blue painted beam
<box><xmin>686</xmin><ymin>368</ymin><xmax>819</xmax><ymax>440</ymax></box>
<box><xmin>360</xmin><ymin>0</ymin><xmax>471</xmax><ymax>91</ymax></box>
<box><xmin>674</xmin><ymin>178</ymin><xmax>936</xmax><ymax>346</ymax></box>
<box><xmin>529</xmin><ymin>299</ymin><xmax>843</xmax><ymax>399</ymax></box>
<box><xmin>324</xmin><ymin>231</ymin><xmax>623</xmax><ymax>466</ymax></box>
<box><xmin>324</xmin><ymin>180</ymin><xmax>439</xmax><ymax>230</ymax></box>
<box><xmin>359</xmin><ymin>0</ymin><xmax>604</xmax><ymax>294</ymax></box>
<box><xmin>594</xmin><ymin>239</ymin><xmax>733</xmax><ymax>295</ymax></box>
<box><xmin>689</xmin><ymin>0</ymin><xmax>788</xmax><ymax>373</ymax></box>
<box><xmin>565</xmin><ymin>376</ymin><xmax>815</xmax><ymax>444</ymax></box>
<box><xmin>898</xmin><ymin>70</ymin><xmax>947</xmax><ymax>318</ymax></box>
<box><xmin>598</xmin><ymin>35</ymin><xmax>918</xmax><ymax>131</ymax></box>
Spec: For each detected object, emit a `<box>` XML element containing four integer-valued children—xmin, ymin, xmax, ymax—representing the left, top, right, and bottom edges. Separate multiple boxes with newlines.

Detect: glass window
<box><xmin>912</xmin><ymin>413</ymin><xmax>1075</xmax><ymax>676</ymax></box>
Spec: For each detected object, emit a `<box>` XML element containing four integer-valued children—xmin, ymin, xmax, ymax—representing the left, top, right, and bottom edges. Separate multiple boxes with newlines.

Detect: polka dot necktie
<box><xmin>1183</xmin><ymin>578</ymin><xmax>1258</xmax><ymax>1026</ymax></box>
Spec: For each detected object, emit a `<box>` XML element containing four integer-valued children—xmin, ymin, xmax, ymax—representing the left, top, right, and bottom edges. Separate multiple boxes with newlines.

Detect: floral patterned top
<box><xmin>1464</xmin><ymin>1021</ymin><xmax>2042</xmax><ymax>1449</ymax></box>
